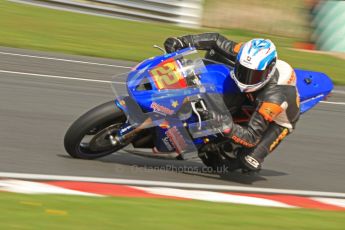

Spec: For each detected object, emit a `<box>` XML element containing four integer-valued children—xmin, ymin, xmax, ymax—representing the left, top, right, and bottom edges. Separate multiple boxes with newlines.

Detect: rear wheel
<box><xmin>64</xmin><ymin>101</ymin><xmax>126</xmax><ymax>159</ymax></box>
<box><xmin>199</xmin><ymin>151</ymin><xmax>227</xmax><ymax>171</ymax></box>
<box><xmin>199</xmin><ymin>142</ymin><xmax>234</xmax><ymax>172</ymax></box>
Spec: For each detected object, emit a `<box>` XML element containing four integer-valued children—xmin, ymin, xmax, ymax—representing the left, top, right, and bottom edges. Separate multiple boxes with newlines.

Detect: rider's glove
<box><xmin>164</xmin><ymin>37</ymin><xmax>186</xmax><ymax>53</ymax></box>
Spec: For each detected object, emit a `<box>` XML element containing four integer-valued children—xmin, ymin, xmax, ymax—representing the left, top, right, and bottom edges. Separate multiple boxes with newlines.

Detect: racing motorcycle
<box><xmin>64</xmin><ymin>47</ymin><xmax>333</xmax><ymax>170</ymax></box>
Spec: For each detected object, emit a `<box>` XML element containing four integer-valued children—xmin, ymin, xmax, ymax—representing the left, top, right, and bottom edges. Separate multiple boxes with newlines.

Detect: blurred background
<box><xmin>7</xmin><ymin>0</ymin><xmax>342</xmax><ymax>51</ymax></box>
<box><xmin>203</xmin><ymin>0</ymin><xmax>309</xmax><ymax>38</ymax></box>
<box><xmin>2</xmin><ymin>0</ymin><xmax>344</xmax><ymax>83</ymax></box>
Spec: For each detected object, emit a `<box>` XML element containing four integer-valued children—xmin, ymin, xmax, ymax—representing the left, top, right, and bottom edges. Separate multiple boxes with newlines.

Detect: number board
<box><xmin>149</xmin><ymin>58</ymin><xmax>187</xmax><ymax>90</ymax></box>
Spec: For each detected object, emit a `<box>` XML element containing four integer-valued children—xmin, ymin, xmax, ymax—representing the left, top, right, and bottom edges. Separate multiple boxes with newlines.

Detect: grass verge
<box><xmin>0</xmin><ymin>0</ymin><xmax>344</xmax><ymax>84</ymax></box>
<box><xmin>1</xmin><ymin>192</ymin><xmax>345</xmax><ymax>230</ymax></box>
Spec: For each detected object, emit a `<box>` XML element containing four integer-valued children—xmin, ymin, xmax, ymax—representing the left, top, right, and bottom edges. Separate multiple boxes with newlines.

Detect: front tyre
<box><xmin>64</xmin><ymin>101</ymin><xmax>126</xmax><ymax>159</ymax></box>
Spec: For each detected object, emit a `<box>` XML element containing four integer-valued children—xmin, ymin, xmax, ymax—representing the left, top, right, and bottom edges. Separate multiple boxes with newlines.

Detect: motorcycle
<box><xmin>64</xmin><ymin>47</ymin><xmax>333</xmax><ymax>170</ymax></box>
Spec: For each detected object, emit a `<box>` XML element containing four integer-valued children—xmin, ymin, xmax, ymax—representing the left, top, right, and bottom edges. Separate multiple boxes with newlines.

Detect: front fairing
<box><xmin>113</xmin><ymin>48</ymin><xmax>210</xmax><ymax>113</ymax></box>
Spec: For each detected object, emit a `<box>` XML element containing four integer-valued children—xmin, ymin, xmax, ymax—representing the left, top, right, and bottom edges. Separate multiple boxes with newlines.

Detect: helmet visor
<box><xmin>235</xmin><ymin>63</ymin><xmax>268</xmax><ymax>85</ymax></box>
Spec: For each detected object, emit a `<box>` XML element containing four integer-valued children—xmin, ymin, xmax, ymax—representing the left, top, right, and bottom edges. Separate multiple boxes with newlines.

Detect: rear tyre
<box><xmin>64</xmin><ymin>101</ymin><xmax>126</xmax><ymax>159</ymax></box>
<box><xmin>199</xmin><ymin>152</ymin><xmax>227</xmax><ymax>171</ymax></box>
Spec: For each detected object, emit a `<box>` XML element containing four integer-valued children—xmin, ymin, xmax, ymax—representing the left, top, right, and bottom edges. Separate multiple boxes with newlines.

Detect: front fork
<box><xmin>110</xmin><ymin>117</ymin><xmax>153</xmax><ymax>146</ymax></box>
<box><xmin>111</xmin><ymin>97</ymin><xmax>153</xmax><ymax>146</ymax></box>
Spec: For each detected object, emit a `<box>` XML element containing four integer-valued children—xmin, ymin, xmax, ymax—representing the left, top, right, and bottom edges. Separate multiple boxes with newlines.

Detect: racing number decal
<box><xmin>150</xmin><ymin>63</ymin><xmax>178</xmax><ymax>88</ymax></box>
<box><xmin>149</xmin><ymin>60</ymin><xmax>187</xmax><ymax>89</ymax></box>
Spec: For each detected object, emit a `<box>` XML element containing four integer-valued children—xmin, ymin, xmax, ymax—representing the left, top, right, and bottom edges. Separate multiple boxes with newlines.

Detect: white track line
<box><xmin>1</xmin><ymin>51</ymin><xmax>345</xmax><ymax>97</ymax></box>
<box><xmin>0</xmin><ymin>51</ymin><xmax>132</xmax><ymax>69</ymax></box>
<box><xmin>320</xmin><ymin>101</ymin><xmax>345</xmax><ymax>105</ymax></box>
<box><xmin>333</xmin><ymin>89</ymin><xmax>345</xmax><ymax>95</ymax></box>
<box><xmin>0</xmin><ymin>69</ymin><xmax>343</xmax><ymax>104</ymax></box>
<box><xmin>0</xmin><ymin>69</ymin><xmax>125</xmax><ymax>84</ymax></box>
<box><xmin>1</xmin><ymin>50</ymin><xmax>345</xmax><ymax>96</ymax></box>
<box><xmin>1</xmin><ymin>172</ymin><xmax>345</xmax><ymax>198</ymax></box>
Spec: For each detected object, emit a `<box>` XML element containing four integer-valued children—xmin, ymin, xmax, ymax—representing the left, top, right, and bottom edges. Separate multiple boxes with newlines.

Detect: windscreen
<box><xmin>112</xmin><ymin>49</ymin><xmax>206</xmax><ymax>93</ymax></box>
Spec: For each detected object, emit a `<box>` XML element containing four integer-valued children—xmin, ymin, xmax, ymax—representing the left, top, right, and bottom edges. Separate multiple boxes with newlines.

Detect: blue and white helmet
<box><xmin>231</xmin><ymin>38</ymin><xmax>277</xmax><ymax>92</ymax></box>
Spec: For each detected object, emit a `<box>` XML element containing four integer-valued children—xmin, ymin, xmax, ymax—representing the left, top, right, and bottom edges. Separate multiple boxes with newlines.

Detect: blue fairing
<box><xmin>295</xmin><ymin>69</ymin><xmax>333</xmax><ymax>113</ymax></box>
<box><xmin>123</xmin><ymin>48</ymin><xmax>333</xmax><ymax>115</ymax></box>
<box><xmin>200</xmin><ymin>64</ymin><xmax>240</xmax><ymax>94</ymax></box>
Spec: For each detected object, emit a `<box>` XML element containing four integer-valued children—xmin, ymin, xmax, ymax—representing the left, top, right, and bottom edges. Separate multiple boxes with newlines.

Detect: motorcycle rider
<box><xmin>164</xmin><ymin>33</ymin><xmax>300</xmax><ymax>172</ymax></box>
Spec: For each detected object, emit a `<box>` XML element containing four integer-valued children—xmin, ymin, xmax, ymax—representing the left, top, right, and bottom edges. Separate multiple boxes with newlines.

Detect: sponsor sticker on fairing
<box><xmin>150</xmin><ymin>102</ymin><xmax>174</xmax><ymax>115</ymax></box>
<box><xmin>165</xmin><ymin>126</ymin><xmax>187</xmax><ymax>153</ymax></box>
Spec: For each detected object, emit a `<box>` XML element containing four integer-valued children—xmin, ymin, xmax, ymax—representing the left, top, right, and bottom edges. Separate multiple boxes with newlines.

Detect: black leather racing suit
<box><xmin>166</xmin><ymin>33</ymin><xmax>300</xmax><ymax>165</ymax></box>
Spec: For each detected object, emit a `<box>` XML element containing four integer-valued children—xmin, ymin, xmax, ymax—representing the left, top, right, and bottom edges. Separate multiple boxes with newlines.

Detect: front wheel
<box><xmin>64</xmin><ymin>101</ymin><xmax>126</xmax><ymax>159</ymax></box>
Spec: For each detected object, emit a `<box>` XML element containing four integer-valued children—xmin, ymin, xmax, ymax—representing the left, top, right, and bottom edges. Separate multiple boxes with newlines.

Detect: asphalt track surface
<box><xmin>1</xmin><ymin>46</ymin><xmax>345</xmax><ymax>193</ymax></box>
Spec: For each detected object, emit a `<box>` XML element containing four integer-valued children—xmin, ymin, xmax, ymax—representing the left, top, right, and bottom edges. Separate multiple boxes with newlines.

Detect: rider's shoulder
<box><xmin>275</xmin><ymin>60</ymin><xmax>296</xmax><ymax>86</ymax></box>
